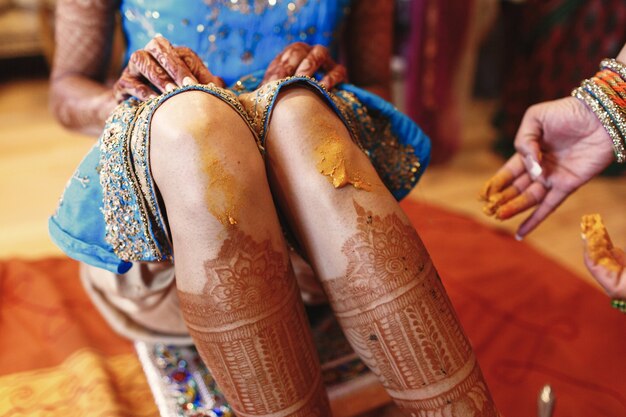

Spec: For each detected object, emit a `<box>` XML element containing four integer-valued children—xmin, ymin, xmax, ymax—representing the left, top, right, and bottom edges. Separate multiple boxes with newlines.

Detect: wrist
<box><xmin>98</xmin><ymin>90</ymin><xmax>117</xmax><ymax>119</ymax></box>
<box><xmin>571</xmin><ymin>58</ymin><xmax>626</xmax><ymax>163</ymax></box>
<box><xmin>570</xmin><ymin>96</ymin><xmax>611</xmax><ymax>144</ymax></box>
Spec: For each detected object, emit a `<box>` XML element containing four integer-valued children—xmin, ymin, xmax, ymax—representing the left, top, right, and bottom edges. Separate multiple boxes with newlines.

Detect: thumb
<box><xmin>514</xmin><ymin>104</ymin><xmax>544</xmax><ymax>162</ymax></box>
<box><xmin>514</xmin><ymin>104</ymin><xmax>549</xmax><ymax>185</ymax></box>
<box><xmin>581</xmin><ymin>215</ymin><xmax>626</xmax><ymax>297</ymax></box>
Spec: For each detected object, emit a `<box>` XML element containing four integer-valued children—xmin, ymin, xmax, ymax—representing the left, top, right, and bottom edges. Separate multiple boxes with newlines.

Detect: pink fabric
<box><xmin>405</xmin><ymin>0</ymin><xmax>473</xmax><ymax>164</ymax></box>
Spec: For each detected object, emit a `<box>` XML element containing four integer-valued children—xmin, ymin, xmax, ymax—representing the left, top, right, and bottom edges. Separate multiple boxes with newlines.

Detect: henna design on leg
<box><xmin>322</xmin><ymin>201</ymin><xmax>499</xmax><ymax>417</ymax></box>
<box><xmin>178</xmin><ymin>229</ymin><xmax>331</xmax><ymax>417</ymax></box>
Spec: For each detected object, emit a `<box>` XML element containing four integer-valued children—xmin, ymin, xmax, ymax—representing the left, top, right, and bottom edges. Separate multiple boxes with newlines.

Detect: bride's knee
<box><xmin>150</xmin><ymin>90</ymin><xmax>250</xmax><ymax>152</ymax></box>
<box><xmin>152</xmin><ymin>91</ymin><xmax>260</xmax><ymax>166</ymax></box>
<box><xmin>148</xmin><ymin>90</ymin><xmax>265</xmax><ymax>205</ymax></box>
<box><xmin>267</xmin><ymin>87</ymin><xmax>368</xmax><ymax>174</ymax></box>
<box><xmin>269</xmin><ymin>87</ymin><xmax>352</xmax><ymax>146</ymax></box>
<box><xmin>271</xmin><ymin>88</ymin><xmax>329</xmax><ymax>126</ymax></box>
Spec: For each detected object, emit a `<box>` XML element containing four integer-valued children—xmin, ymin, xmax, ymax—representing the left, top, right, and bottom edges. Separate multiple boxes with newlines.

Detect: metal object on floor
<box><xmin>537</xmin><ymin>384</ymin><xmax>556</xmax><ymax>417</ymax></box>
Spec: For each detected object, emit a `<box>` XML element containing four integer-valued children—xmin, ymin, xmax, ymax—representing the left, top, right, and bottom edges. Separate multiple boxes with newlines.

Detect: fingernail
<box><xmin>515</xmin><ymin>233</ymin><xmax>523</xmax><ymax>241</ymax></box>
<box><xmin>165</xmin><ymin>83</ymin><xmax>176</xmax><ymax>92</ymax></box>
<box><xmin>182</xmin><ymin>77</ymin><xmax>195</xmax><ymax>86</ymax></box>
<box><xmin>524</xmin><ymin>155</ymin><xmax>543</xmax><ymax>180</ymax></box>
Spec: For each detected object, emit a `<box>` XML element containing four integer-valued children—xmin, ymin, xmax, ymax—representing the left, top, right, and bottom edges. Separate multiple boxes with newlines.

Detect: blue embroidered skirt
<box><xmin>49</xmin><ymin>75</ymin><xmax>431</xmax><ymax>274</ymax></box>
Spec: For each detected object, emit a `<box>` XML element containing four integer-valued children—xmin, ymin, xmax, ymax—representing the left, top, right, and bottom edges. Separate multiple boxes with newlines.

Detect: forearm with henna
<box><xmin>51</xmin><ymin>77</ymin><xmax>117</xmax><ymax>136</ymax></box>
<box><xmin>50</xmin><ymin>0</ymin><xmax>117</xmax><ymax>134</ymax></box>
<box><xmin>344</xmin><ymin>0</ymin><xmax>393</xmax><ymax>100</ymax></box>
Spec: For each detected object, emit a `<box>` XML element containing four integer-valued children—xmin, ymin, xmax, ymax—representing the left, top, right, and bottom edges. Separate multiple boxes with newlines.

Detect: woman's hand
<box><xmin>481</xmin><ymin>96</ymin><xmax>616</xmax><ymax>238</ymax></box>
<box><xmin>262</xmin><ymin>42</ymin><xmax>347</xmax><ymax>89</ymax></box>
<box><xmin>113</xmin><ymin>36</ymin><xmax>224</xmax><ymax>102</ymax></box>
<box><xmin>584</xmin><ymin>246</ymin><xmax>626</xmax><ymax>300</ymax></box>
<box><xmin>581</xmin><ymin>215</ymin><xmax>626</xmax><ymax>299</ymax></box>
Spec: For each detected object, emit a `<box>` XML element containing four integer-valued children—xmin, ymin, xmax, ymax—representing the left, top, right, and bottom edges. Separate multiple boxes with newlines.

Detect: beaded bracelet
<box><xmin>601</xmin><ymin>58</ymin><xmax>626</xmax><ymax>81</ymax></box>
<box><xmin>583</xmin><ymin>80</ymin><xmax>626</xmax><ymax>140</ymax></box>
<box><xmin>611</xmin><ymin>299</ymin><xmax>626</xmax><ymax>314</ymax></box>
<box><xmin>571</xmin><ymin>58</ymin><xmax>626</xmax><ymax>163</ymax></box>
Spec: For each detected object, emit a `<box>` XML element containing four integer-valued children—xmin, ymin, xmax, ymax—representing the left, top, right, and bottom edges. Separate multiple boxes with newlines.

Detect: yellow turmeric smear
<box><xmin>581</xmin><ymin>214</ymin><xmax>622</xmax><ymax>272</ymax></box>
<box><xmin>479</xmin><ymin>170</ymin><xmax>515</xmax><ymax>202</ymax></box>
<box><xmin>482</xmin><ymin>185</ymin><xmax>519</xmax><ymax>217</ymax></box>
<box><xmin>202</xmin><ymin>153</ymin><xmax>238</xmax><ymax>228</ymax></box>
<box><xmin>315</xmin><ymin>136</ymin><xmax>372</xmax><ymax>191</ymax></box>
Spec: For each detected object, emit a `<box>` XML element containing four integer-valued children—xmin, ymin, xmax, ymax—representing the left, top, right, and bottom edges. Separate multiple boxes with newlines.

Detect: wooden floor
<box><xmin>1</xmin><ymin>76</ymin><xmax>625</xmax><ymax>416</ymax></box>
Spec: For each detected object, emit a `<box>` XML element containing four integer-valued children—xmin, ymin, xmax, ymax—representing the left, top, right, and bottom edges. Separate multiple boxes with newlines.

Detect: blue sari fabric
<box><xmin>120</xmin><ymin>0</ymin><xmax>351</xmax><ymax>85</ymax></box>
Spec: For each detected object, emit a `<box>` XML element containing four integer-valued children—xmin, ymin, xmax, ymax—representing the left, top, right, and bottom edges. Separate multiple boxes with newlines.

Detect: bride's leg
<box><xmin>149</xmin><ymin>90</ymin><xmax>332</xmax><ymax>416</ymax></box>
<box><xmin>265</xmin><ymin>88</ymin><xmax>499</xmax><ymax>416</ymax></box>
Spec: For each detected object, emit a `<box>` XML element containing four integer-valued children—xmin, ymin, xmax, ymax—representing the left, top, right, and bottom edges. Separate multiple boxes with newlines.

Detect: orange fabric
<box><xmin>0</xmin><ymin>258</ymin><xmax>132</xmax><ymax>375</ymax></box>
<box><xmin>405</xmin><ymin>200</ymin><xmax>626</xmax><ymax>417</ymax></box>
<box><xmin>0</xmin><ymin>258</ymin><xmax>156</xmax><ymax>416</ymax></box>
<box><xmin>1</xmin><ymin>200</ymin><xmax>625</xmax><ymax>416</ymax></box>
<box><xmin>0</xmin><ymin>350</ymin><xmax>157</xmax><ymax>417</ymax></box>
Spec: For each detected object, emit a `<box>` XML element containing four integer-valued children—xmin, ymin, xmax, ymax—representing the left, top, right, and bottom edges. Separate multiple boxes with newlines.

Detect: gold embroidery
<box><xmin>100</xmin><ymin>98</ymin><xmax>164</xmax><ymax>262</ymax></box>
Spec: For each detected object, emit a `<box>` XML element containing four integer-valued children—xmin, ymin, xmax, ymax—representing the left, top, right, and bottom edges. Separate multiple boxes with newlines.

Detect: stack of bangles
<box><xmin>571</xmin><ymin>58</ymin><xmax>626</xmax><ymax>163</ymax></box>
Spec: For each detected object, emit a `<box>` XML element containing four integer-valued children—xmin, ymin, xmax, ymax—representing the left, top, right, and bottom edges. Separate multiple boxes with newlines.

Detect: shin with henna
<box><xmin>321</xmin><ymin>200</ymin><xmax>500</xmax><ymax>417</ymax></box>
<box><xmin>177</xmin><ymin>229</ymin><xmax>332</xmax><ymax>417</ymax></box>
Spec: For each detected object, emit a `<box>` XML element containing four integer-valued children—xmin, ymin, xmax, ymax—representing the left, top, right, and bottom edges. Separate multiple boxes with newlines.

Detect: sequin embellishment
<box><xmin>334</xmin><ymin>90</ymin><xmax>422</xmax><ymax>194</ymax></box>
<box><xmin>100</xmin><ymin>98</ymin><xmax>165</xmax><ymax>263</ymax></box>
<box><xmin>204</xmin><ymin>0</ymin><xmax>308</xmax><ymax>15</ymax></box>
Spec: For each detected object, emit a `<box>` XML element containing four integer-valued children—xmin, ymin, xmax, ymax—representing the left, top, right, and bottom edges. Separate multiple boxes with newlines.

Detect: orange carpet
<box><xmin>1</xmin><ymin>200</ymin><xmax>625</xmax><ymax>417</ymax></box>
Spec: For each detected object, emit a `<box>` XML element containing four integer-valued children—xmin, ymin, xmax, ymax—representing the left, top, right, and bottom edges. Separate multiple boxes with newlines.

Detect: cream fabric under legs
<box><xmin>79</xmin><ymin>261</ymin><xmax>193</xmax><ymax>344</ymax></box>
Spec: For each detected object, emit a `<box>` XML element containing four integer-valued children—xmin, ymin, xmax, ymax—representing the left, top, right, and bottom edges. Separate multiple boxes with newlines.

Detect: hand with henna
<box><xmin>262</xmin><ymin>42</ymin><xmax>347</xmax><ymax>89</ymax></box>
<box><xmin>480</xmin><ymin>96</ymin><xmax>615</xmax><ymax>238</ymax></box>
<box><xmin>114</xmin><ymin>35</ymin><xmax>225</xmax><ymax>102</ymax></box>
<box><xmin>51</xmin><ymin>2</ymin><xmax>223</xmax><ymax>136</ymax></box>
